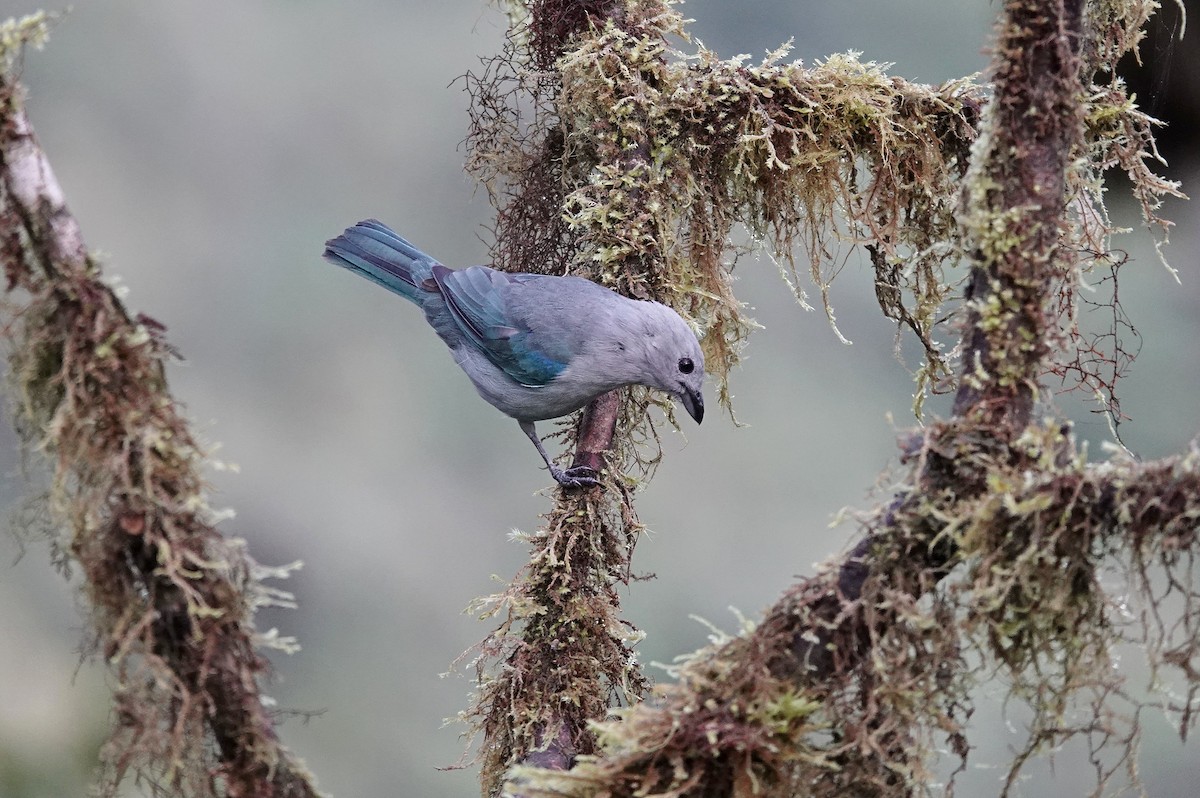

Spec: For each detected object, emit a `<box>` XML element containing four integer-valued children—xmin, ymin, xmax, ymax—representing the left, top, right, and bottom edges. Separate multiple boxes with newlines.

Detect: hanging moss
<box><xmin>469</xmin><ymin>2</ymin><xmax>990</xmax><ymax>418</ymax></box>
<box><xmin>1</xmin><ymin>15</ymin><xmax>317</xmax><ymax>798</ymax></box>
<box><xmin>460</xmin><ymin>1</ymin><xmax>1191</xmax><ymax>797</ymax></box>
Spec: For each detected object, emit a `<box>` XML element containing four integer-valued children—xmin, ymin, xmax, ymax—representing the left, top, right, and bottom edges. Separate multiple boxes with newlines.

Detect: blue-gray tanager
<box><xmin>323</xmin><ymin>219</ymin><xmax>705</xmax><ymax>488</ymax></box>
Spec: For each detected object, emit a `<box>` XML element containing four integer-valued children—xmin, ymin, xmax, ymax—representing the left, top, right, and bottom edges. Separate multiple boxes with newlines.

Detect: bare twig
<box><xmin>570</xmin><ymin>390</ymin><xmax>621</xmax><ymax>475</ymax></box>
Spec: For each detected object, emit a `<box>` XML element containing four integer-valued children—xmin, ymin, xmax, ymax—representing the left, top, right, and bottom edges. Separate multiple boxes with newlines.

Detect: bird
<box><xmin>322</xmin><ymin>219</ymin><xmax>706</xmax><ymax>488</ymax></box>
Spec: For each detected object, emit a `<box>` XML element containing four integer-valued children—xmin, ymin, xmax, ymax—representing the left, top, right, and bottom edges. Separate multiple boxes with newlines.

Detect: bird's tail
<box><xmin>323</xmin><ymin>219</ymin><xmax>437</xmax><ymax>303</ymax></box>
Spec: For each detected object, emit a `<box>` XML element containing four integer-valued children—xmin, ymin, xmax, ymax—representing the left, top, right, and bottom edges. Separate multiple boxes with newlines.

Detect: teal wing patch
<box><xmin>432</xmin><ymin>265</ymin><xmax>569</xmax><ymax>387</ymax></box>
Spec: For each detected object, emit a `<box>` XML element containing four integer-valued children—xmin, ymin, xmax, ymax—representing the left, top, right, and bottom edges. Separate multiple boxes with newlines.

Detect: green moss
<box><xmin>0</xmin><ymin>11</ymin><xmax>52</xmax><ymax>73</ymax></box>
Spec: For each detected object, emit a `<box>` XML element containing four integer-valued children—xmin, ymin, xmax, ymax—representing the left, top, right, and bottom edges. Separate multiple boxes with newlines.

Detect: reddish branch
<box><xmin>570</xmin><ymin>390</ymin><xmax>621</xmax><ymax>475</ymax></box>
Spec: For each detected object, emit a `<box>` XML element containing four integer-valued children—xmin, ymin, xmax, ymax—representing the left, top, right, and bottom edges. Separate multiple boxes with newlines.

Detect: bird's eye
<box><xmin>678</xmin><ymin>357</ymin><xmax>694</xmax><ymax>374</ymax></box>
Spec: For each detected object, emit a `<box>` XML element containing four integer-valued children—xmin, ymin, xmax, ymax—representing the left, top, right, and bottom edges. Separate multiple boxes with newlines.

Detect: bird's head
<box><xmin>635</xmin><ymin>302</ymin><xmax>706</xmax><ymax>425</ymax></box>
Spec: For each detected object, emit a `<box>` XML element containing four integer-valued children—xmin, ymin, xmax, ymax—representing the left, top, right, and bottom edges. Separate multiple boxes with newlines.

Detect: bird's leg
<box><xmin>518</xmin><ymin>420</ymin><xmax>599</xmax><ymax>488</ymax></box>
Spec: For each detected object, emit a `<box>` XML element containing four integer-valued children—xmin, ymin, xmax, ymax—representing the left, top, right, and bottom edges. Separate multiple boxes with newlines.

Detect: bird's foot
<box><xmin>549</xmin><ymin>465</ymin><xmax>600</xmax><ymax>489</ymax></box>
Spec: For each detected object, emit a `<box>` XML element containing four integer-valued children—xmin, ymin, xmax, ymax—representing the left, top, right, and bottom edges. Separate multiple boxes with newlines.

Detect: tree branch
<box><xmin>506</xmin><ymin>430</ymin><xmax>1200</xmax><ymax>796</ymax></box>
<box><xmin>0</xmin><ymin>18</ymin><xmax>320</xmax><ymax>798</ymax></box>
<box><xmin>570</xmin><ymin>390</ymin><xmax>621</xmax><ymax>475</ymax></box>
<box><xmin>953</xmin><ymin>0</ymin><xmax>1086</xmax><ymax>426</ymax></box>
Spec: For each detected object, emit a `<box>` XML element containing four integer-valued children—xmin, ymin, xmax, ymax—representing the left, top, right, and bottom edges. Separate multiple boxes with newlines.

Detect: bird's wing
<box><xmin>431</xmin><ymin>265</ymin><xmax>572</xmax><ymax>387</ymax></box>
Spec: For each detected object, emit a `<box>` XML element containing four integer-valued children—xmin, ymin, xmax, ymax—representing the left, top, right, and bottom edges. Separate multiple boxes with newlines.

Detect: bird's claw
<box><xmin>551</xmin><ymin>465</ymin><xmax>601</xmax><ymax>489</ymax></box>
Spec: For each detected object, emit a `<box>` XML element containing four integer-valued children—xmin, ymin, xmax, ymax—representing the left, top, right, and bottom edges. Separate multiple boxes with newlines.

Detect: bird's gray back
<box><xmin>500</xmin><ymin>273</ymin><xmax>628</xmax><ymax>352</ymax></box>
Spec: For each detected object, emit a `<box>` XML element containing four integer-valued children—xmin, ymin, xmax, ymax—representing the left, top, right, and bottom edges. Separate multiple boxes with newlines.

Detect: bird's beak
<box><xmin>679</xmin><ymin>386</ymin><xmax>704</xmax><ymax>424</ymax></box>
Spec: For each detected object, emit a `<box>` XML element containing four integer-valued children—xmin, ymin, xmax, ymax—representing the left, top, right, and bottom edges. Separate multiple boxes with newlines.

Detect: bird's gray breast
<box><xmin>451</xmin><ymin>344</ymin><xmax>607</xmax><ymax>421</ymax></box>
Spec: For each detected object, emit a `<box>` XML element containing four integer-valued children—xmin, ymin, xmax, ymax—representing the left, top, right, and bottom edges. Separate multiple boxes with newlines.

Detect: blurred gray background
<box><xmin>0</xmin><ymin>1</ymin><xmax>1196</xmax><ymax>796</ymax></box>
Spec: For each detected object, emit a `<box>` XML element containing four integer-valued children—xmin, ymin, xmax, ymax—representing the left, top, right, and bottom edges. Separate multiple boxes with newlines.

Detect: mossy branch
<box><xmin>507</xmin><ymin>424</ymin><xmax>1200</xmax><ymax>797</ymax></box>
<box><xmin>952</xmin><ymin>0</ymin><xmax>1088</xmax><ymax>426</ymax></box>
<box><xmin>457</xmin><ymin>0</ymin><xmax>1194</xmax><ymax>796</ymax></box>
<box><xmin>0</xmin><ymin>15</ymin><xmax>320</xmax><ymax>798</ymax></box>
